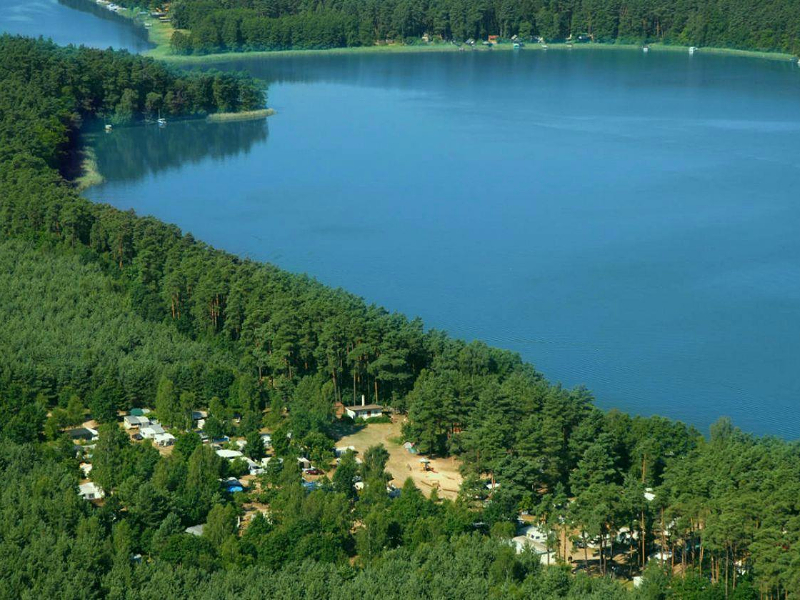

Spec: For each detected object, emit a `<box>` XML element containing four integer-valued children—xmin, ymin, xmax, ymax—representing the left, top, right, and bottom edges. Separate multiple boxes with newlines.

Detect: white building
<box><xmin>216</xmin><ymin>449</ymin><xmax>244</xmax><ymax>460</ymax></box>
<box><xmin>345</xmin><ymin>397</ymin><xmax>384</xmax><ymax>420</ymax></box>
<box><xmin>79</xmin><ymin>481</ymin><xmax>105</xmax><ymax>501</ymax></box>
<box><xmin>140</xmin><ymin>423</ymin><xmax>165</xmax><ymax>439</ymax></box>
<box><xmin>123</xmin><ymin>415</ymin><xmax>151</xmax><ymax>429</ymax></box>
<box><xmin>154</xmin><ymin>432</ymin><xmax>175</xmax><ymax>447</ymax></box>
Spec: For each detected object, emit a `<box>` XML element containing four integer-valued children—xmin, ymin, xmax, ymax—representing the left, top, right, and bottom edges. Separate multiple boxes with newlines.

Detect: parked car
<box><xmin>304</xmin><ymin>468</ymin><xmax>323</xmax><ymax>475</ymax></box>
<box><xmin>132</xmin><ymin>433</ymin><xmax>143</xmax><ymax>441</ymax></box>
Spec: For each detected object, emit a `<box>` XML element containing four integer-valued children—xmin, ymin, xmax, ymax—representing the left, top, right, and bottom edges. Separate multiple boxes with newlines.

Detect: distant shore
<box><xmin>106</xmin><ymin>6</ymin><xmax>800</xmax><ymax>66</ymax></box>
<box><xmin>155</xmin><ymin>41</ymin><xmax>799</xmax><ymax>66</ymax></box>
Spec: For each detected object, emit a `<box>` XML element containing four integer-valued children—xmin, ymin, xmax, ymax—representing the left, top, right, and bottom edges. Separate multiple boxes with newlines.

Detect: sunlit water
<box><xmin>5</xmin><ymin>0</ymin><xmax>800</xmax><ymax>437</ymax></box>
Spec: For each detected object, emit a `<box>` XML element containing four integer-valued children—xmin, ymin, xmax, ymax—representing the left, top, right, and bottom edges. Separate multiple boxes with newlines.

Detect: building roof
<box><xmin>216</xmin><ymin>449</ymin><xmax>244</xmax><ymax>459</ymax></box>
<box><xmin>68</xmin><ymin>427</ymin><xmax>98</xmax><ymax>439</ymax></box>
<box><xmin>346</xmin><ymin>404</ymin><xmax>383</xmax><ymax>412</ymax></box>
<box><xmin>141</xmin><ymin>424</ymin><xmax>165</xmax><ymax>435</ymax></box>
<box><xmin>78</xmin><ymin>481</ymin><xmax>104</xmax><ymax>499</ymax></box>
<box><xmin>185</xmin><ymin>524</ymin><xmax>204</xmax><ymax>536</ymax></box>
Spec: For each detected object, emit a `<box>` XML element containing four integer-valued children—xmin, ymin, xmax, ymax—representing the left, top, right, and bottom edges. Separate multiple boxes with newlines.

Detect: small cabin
<box><xmin>345</xmin><ymin>402</ymin><xmax>384</xmax><ymax>420</ymax></box>
<box><xmin>123</xmin><ymin>415</ymin><xmax>150</xmax><ymax>429</ymax></box>
<box><xmin>140</xmin><ymin>423</ymin><xmax>165</xmax><ymax>439</ymax></box>
<box><xmin>79</xmin><ymin>481</ymin><xmax>105</xmax><ymax>501</ymax></box>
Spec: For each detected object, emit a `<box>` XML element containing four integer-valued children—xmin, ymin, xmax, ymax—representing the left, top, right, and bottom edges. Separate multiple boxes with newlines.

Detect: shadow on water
<box><xmin>90</xmin><ymin>117</ymin><xmax>269</xmax><ymax>183</ymax></box>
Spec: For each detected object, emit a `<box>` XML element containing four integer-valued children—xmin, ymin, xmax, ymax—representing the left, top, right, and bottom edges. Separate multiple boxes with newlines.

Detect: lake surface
<box><xmin>6</xmin><ymin>0</ymin><xmax>800</xmax><ymax>438</ymax></box>
<box><xmin>0</xmin><ymin>0</ymin><xmax>152</xmax><ymax>53</ymax></box>
<box><xmin>85</xmin><ymin>49</ymin><xmax>800</xmax><ymax>438</ymax></box>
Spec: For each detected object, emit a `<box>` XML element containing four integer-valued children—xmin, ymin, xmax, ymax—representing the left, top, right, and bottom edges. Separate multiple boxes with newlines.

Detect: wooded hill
<box><xmin>163</xmin><ymin>0</ymin><xmax>800</xmax><ymax>55</ymax></box>
<box><xmin>2</xmin><ymin>34</ymin><xmax>800</xmax><ymax>597</ymax></box>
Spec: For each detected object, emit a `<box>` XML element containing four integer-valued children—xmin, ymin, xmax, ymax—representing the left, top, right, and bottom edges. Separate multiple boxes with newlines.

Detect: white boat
<box><xmin>104</xmin><ymin>124</ymin><xmax>112</xmax><ymax>133</ymax></box>
<box><xmin>643</xmin><ymin>46</ymin><xmax>649</xmax><ymax>53</ymax></box>
<box><xmin>157</xmin><ymin>117</ymin><xmax>167</xmax><ymax>127</ymax></box>
<box><xmin>689</xmin><ymin>46</ymin><xmax>698</xmax><ymax>55</ymax></box>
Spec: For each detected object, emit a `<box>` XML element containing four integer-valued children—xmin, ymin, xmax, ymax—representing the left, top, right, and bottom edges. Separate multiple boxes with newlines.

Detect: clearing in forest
<box><xmin>337</xmin><ymin>418</ymin><xmax>463</xmax><ymax>500</ymax></box>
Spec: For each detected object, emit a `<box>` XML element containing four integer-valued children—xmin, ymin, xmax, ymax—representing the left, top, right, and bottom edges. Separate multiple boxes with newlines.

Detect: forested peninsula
<box><xmin>128</xmin><ymin>0</ymin><xmax>800</xmax><ymax>57</ymax></box>
<box><xmin>2</xmin><ymin>33</ymin><xmax>800</xmax><ymax>598</ymax></box>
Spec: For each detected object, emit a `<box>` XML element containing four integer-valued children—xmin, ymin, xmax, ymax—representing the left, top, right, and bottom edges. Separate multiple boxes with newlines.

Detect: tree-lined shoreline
<box><xmin>3</xmin><ymin>31</ymin><xmax>800</xmax><ymax>596</ymax></box>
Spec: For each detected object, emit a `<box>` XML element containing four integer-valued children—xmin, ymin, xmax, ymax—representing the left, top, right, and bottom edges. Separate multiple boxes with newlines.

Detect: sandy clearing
<box><xmin>337</xmin><ymin>418</ymin><xmax>463</xmax><ymax>500</ymax></box>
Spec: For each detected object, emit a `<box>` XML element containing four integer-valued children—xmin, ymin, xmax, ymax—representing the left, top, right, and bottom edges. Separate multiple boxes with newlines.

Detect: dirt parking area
<box><xmin>337</xmin><ymin>418</ymin><xmax>462</xmax><ymax>500</ymax></box>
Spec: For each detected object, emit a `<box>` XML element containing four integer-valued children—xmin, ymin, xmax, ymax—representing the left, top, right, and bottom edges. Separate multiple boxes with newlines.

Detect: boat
<box><xmin>643</xmin><ymin>45</ymin><xmax>649</xmax><ymax>53</ymax></box>
<box><xmin>157</xmin><ymin>117</ymin><xmax>167</xmax><ymax>127</ymax></box>
<box><xmin>689</xmin><ymin>46</ymin><xmax>698</xmax><ymax>55</ymax></box>
<box><xmin>513</xmin><ymin>42</ymin><xmax>521</xmax><ymax>49</ymax></box>
<box><xmin>541</xmin><ymin>44</ymin><xmax>548</xmax><ymax>50</ymax></box>
<box><xmin>104</xmin><ymin>124</ymin><xmax>112</xmax><ymax>133</ymax></box>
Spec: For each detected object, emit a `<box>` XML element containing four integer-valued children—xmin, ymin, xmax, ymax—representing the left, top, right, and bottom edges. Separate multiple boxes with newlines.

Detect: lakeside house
<box><xmin>345</xmin><ymin>397</ymin><xmax>384</xmax><ymax>420</ymax></box>
<box><xmin>79</xmin><ymin>481</ymin><xmax>105</xmax><ymax>501</ymax></box>
<box><xmin>216</xmin><ymin>449</ymin><xmax>244</xmax><ymax>460</ymax></box>
<box><xmin>335</xmin><ymin>446</ymin><xmax>356</xmax><ymax>458</ymax></box>
<box><xmin>123</xmin><ymin>415</ymin><xmax>150</xmax><ymax>429</ymax></box>
<box><xmin>140</xmin><ymin>422</ymin><xmax>165</xmax><ymax>439</ymax></box>
<box><xmin>153</xmin><ymin>432</ymin><xmax>175</xmax><ymax>447</ymax></box>
<box><xmin>512</xmin><ymin>525</ymin><xmax>556</xmax><ymax>563</ymax></box>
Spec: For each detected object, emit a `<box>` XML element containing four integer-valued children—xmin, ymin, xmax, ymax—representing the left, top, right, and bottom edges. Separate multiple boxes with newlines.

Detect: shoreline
<box><xmin>102</xmin><ymin>3</ymin><xmax>800</xmax><ymax>66</ymax></box>
<box><xmin>72</xmin><ymin>108</ymin><xmax>274</xmax><ymax>190</ymax></box>
<box><xmin>206</xmin><ymin>108</ymin><xmax>275</xmax><ymax>122</ymax></box>
<box><xmin>74</xmin><ymin>145</ymin><xmax>105</xmax><ymax>191</ymax></box>
<box><xmin>151</xmin><ymin>40</ymin><xmax>799</xmax><ymax>65</ymax></box>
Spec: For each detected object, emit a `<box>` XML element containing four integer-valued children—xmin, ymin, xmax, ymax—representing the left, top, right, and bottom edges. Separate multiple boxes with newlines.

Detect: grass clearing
<box><xmin>337</xmin><ymin>417</ymin><xmax>463</xmax><ymax>500</ymax></box>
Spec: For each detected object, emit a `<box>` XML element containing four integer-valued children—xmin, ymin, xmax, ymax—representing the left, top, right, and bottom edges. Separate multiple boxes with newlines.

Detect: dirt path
<box><xmin>337</xmin><ymin>418</ymin><xmax>462</xmax><ymax>500</ymax></box>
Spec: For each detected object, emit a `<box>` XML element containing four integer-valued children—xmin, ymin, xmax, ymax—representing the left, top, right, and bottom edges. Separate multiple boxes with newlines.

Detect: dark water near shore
<box><xmin>0</xmin><ymin>0</ymin><xmax>152</xmax><ymax>52</ymax></box>
<box><xmin>5</xmin><ymin>0</ymin><xmax>800</xmax><ymax>437</ymax></box>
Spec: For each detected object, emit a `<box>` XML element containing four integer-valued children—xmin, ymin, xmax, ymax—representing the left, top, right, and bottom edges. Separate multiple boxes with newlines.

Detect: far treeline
<box><xmin>3</xmin><ymin>34</ymin><xmax>800</xmax><ymax>598</ymax></box>
<box><xmin>161</xmin><ymin>0</ymin><xmax>800</xmax><ymax>55</ymax></box>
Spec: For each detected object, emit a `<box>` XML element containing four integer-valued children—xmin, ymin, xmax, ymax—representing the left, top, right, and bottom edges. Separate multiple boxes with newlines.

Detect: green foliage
<box><xmin>169</xmin><ymin>0</ymin><xmax>800</xmax><ymax>58</ymax></box>
<box><xmin>3</xmin><ymin>31</ymin><xmax>800</xmax><ymax>599</ymax></box>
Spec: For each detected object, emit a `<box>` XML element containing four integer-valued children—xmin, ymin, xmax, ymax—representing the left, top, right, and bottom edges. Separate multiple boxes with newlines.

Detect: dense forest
<box><xmin>163</xmin><ymin>0</ymin><xmax>800</xmax><ymax>55</ymax></box>
<box><xmin>3</xmin><ymin>34</ymin><xmax>800</xmax><ymax>598</ymax></box>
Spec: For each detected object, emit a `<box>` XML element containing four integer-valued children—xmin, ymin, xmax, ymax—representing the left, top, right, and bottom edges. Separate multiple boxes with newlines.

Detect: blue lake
<box><xmin>5</xmin><ymin>0</ymin><xmax>800</xmax><ymax>437</ymax></box>
<box><xmin>0</xmin><ymin>0</ymin><xmax>152</xmax><ymax>53</ymax></box>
